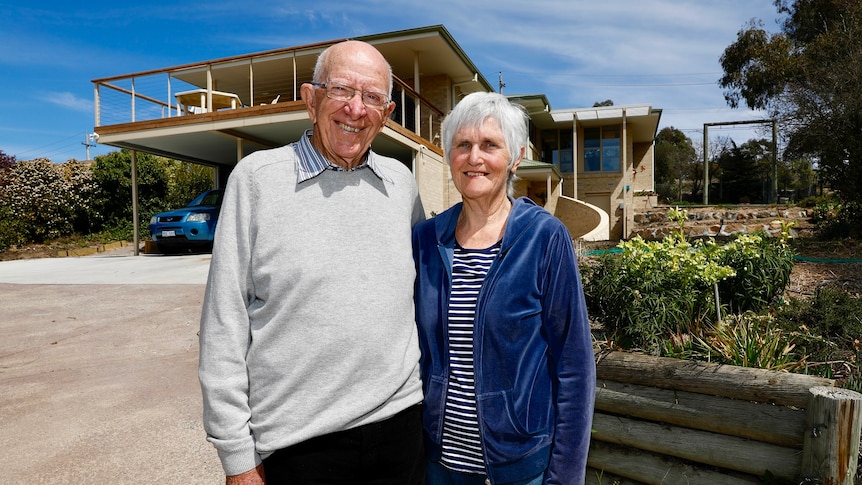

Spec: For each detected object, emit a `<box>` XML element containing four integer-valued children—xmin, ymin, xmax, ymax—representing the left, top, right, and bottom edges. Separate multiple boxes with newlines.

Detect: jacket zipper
<box><xmin>473</xmin><ymin>251</ymin><xmax>503</xmax><ymax>485</ymax></box>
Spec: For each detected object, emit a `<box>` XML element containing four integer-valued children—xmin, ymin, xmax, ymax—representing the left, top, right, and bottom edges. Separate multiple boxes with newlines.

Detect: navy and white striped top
<box><xmin>440</xmin><ymin>241</ymin><xmax>501</xmax><ymax>474</ymax></box>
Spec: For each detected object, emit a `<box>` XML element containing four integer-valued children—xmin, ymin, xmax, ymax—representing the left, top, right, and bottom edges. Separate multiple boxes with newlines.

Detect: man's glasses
<box><xmin>311</xmin><ymin>82</ymin><xmax>390</xmax><ymax>110</ymax></box>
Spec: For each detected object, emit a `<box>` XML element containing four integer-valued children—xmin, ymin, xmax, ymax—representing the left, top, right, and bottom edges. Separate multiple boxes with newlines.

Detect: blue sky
<box><xmin>0</xmin><ymin>0</ymin><xmax>783</xmax><ymax>163</ymax></box>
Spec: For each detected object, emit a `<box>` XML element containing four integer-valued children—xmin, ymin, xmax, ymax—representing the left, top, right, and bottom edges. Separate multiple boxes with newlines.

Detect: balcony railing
<box><xmin>92</xmin><ymin>47</ymin><xmax>444</xmax><ymax>147</ymax></box>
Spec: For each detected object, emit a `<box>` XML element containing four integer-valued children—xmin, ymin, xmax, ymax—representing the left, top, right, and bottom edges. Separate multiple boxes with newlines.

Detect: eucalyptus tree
<box><xmin>655</xmin><ymin>127</ymin><xmax>697</xmax><ymax>202</ymax></box>
<box><xmin>719</xmin><ymin>0</ymin><xmax>862</xmax><ymax>206</ymax></box>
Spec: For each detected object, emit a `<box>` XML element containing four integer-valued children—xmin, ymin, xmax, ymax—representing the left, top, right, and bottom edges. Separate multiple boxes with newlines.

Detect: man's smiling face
<box><xmin>301</xmin><ymin>41</ymin><xmax>395</xmax><ymax>169</ymax></box>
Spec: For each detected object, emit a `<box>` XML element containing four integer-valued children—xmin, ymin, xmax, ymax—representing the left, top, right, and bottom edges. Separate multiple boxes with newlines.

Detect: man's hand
<box><xmin>226</xmin><ymin>464</ymin><xmax>265</xmax><ymax>485</ymax></box>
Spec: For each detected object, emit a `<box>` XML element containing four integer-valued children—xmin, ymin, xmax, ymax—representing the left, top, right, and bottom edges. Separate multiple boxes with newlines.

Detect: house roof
<box><xmin>552</xmin><ymin>104</ymin><xmax>663</xmax><ymax>142</ymax></box>
<box><xmin>508</xmin><ymin>96</ymin><xmax>662</xmax><ymax>143</ymax></box>
<box><xmin>517</xmin><ymin>158</ymin><xmax>562</xmax><ymax>181</ymax></box>
<box><xmin>358</xmin><ymin>25</ymin><xmax>493</xmax><ymax>95</ymax></box>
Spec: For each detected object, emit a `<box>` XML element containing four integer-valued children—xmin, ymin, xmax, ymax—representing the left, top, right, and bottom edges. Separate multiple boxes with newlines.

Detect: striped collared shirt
<box><xmin>294</xmin><ymin>129</ymin><xmax>393</xmax><ymax>184</ymax></box>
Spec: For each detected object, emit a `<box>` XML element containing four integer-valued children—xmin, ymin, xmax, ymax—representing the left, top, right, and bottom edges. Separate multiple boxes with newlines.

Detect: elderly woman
<box><xmin>412</xmin><ymin>92</ymin><xmax>596</xmax><ymax>485</ymax></box>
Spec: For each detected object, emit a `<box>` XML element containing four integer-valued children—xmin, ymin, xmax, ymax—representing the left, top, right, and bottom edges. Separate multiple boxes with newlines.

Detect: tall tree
<box><xmin>719</xmin><ymin>0</ymin><xmax>862</xmax><ymax>205</ymax></box>
<box><xmin>91</xmin><ymin>150</ymin><xmax>172</xmax><ymax>228</ymax></box>
<box><xmin>715</xmin><ymin>139</ymin><xmax>773</xmax><ymax>203</ymax></box>
<box><xmin>654</xmin><ymin>127</ymin><xmax>697</xmax><ymax>201</ymax></box>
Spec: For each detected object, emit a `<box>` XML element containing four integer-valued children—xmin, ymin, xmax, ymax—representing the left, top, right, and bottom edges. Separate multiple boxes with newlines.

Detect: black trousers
<box><xmin>262</xmin><ymin>405</ymin><xmax>425</xmax><ymax>485</ymax></box>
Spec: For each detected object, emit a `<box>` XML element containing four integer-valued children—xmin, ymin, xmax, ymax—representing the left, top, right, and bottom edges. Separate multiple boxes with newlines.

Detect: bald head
<box><xmin>313</xmin><ymin>40</ymin><xmax>393</xmax><ymax>96</ymax></box>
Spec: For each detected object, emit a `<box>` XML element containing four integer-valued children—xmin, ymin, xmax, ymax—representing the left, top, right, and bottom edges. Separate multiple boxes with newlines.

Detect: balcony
<box><xmin>92</xmin><ymin>41</ymin><xmax>451</xmax><ymax>167</ymax></box>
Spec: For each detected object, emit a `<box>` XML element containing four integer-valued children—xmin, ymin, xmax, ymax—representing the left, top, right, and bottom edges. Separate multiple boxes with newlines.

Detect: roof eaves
<box><xmin>517</xmin><ymin>159</ymin><xmax>563</xmax><ymax>179</ymax></box>
<box><xmin>358</xmin><ymin>25</ymin><xmax>494</xmax><ymax>93</ymax></box>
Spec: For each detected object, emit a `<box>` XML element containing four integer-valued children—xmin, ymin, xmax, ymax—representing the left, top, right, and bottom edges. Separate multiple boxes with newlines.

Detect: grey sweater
<box><xmin>199</xmin><ymin>143</ymin><xmax>425</xmax><ymax>476</ymax></box>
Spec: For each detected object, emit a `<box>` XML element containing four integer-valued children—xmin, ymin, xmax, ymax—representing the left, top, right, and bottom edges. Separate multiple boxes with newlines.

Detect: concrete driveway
<box><xmin>0</xmin><ymin>247</ymin><xmax>211</xmax><ymax>285</ymax></box>
<box><xmin>0</xmin><ymin>248</ymin><xmax>223</xmax><ymax>484</ymax></box>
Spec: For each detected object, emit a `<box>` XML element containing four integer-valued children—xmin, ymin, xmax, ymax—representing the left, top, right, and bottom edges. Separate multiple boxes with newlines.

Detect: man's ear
<box><xmin>300</xmin><ymin>83</ymin><xmax>318</xmax><ymax>123</ymax></box>
<box><xmin>382</xmin><ymin>100</ymin><xmax>396</xmax><ymax>120</ymax></box>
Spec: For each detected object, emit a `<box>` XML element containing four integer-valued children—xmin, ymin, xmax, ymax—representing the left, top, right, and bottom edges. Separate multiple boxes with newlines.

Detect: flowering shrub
<box><xmin>0</xmin><ymin>159</ymin><xmax>97</xmax><ymax>244</ymax></box>
<box><xmin>714</xmin><ymin>231</ymin><xmax>795</xmax><ymax>313</ymax></box>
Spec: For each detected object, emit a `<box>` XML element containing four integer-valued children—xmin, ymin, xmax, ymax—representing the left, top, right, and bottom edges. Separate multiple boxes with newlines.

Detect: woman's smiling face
<box><xmin>449</xmin><ymin>116</ymin><xmax>517</xmax><ymax>205</ymax></box>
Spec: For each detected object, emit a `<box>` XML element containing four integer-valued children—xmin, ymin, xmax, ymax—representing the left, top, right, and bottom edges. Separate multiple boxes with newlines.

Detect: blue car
<box><xmin>148</xmin><ymin>189</ymin><xmax>223</xmax><ymax>254</ymax></box>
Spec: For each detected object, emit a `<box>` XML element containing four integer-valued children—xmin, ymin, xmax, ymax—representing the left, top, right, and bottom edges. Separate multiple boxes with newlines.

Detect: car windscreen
<box><xmin>188</xmin><ymin>190</ymin><xmax>223</xmax><ymax>207</ymax></box>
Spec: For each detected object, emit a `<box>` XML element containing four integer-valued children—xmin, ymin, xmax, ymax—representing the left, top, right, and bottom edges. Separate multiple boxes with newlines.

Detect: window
<box><xmin>541</xmin><ymin>128</ymin><xmax>574</xmax><ymax>173</ymax></box>
<box><xmin>584</xmin><ymin>126</ymin><xmax>621</xmax><ymax>172</ymax></box>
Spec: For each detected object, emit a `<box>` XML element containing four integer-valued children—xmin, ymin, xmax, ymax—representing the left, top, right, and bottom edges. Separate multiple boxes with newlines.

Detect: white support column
<box><xmin>622</xmin><ymin>109</ymin><xmax>628</xmax><ymax>239</ymax></box>
<box><xmin>94</xmin><ymin>83</ymin><xmax>100</xmax><ymax>127</ymax></box>
<box><xmin>206</xmin><ymin>65</ymin><xmax>213</xmax><ymax>113</ymax></box>
<box><xmin>414</xmin><ymin>52</ymin><xmax>421</xmax><ymax>137</ymax></box>
<box><xmin>572</xmin><ymin>116</ymin><xmax>578</xmax><ymax>199</ymax></box>
<box><xmin>249</xmin><ymin>58</ymin><xmax>254</xmax><ymax>106</ymax></box>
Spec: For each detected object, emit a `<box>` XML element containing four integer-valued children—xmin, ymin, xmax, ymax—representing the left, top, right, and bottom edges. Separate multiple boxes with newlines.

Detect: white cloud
<box><xmin>45</xmin><ymin>92</ymin><xmax>93</xmax><ymax>113</ymax></box>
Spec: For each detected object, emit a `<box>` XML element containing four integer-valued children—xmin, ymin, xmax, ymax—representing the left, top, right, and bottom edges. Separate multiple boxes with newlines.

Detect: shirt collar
<box><xmin>294</xmin><ymin>129</ymin><xmax>393</xmax><ymax>184</ymax></box>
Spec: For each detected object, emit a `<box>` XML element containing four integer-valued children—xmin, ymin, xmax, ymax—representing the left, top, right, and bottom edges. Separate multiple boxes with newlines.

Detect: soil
<box><xmin>785</xmin><ymin>238</ymin><xmax>862</xmax><ymax>298</ymax></box>
<box><xmin>0</xmin><ymin>242</ymin><xmax>73</xmax><ymax>261</ymax></box>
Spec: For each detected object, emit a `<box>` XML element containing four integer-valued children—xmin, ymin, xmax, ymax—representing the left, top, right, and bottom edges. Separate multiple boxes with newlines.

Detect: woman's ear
<box><xmin>511</xmin><ymin>146</ymin><xmax>525</xmax><ymax>173</ymax></box>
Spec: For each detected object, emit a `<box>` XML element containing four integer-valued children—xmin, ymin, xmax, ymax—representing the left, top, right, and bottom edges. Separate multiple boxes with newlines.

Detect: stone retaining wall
<box><xmin>54</xmin><ymin>240</ymin><xmax>135</xmax><ymax>257</ymax></box>
<box><xmin>631</xmin><ymin>205</ymin><xmax>816</xmax><ymax>241</ymax></box>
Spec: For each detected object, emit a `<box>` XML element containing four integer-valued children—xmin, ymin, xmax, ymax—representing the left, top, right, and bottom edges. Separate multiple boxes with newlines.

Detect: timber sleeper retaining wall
<box><xmin>585</xmin><ymin>351</ymin><xmax>862</xmax><ymax>484</ymax></box>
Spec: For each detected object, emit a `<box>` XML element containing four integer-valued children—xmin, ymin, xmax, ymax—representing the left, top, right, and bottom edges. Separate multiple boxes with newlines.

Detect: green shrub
<box><xmin>92</xmin><ymin>220</ymin><xmax>136</xmax><ymax>243</ymax></box>
<box><xmin>808</xmin><ymin>198</ymin><xmax>862</xmax><ymax>239</ymax></box>
<box><xmin>715</xmin><ymin>231</ymin><xmax>795</xmax><ymax>313</ymax></box>
<box><xmin>582</xmin><ymin>208</ymin><xmax>795</xmax><ymax>353</ymax></box>
<box><xmin>0</xmin><ymin>204</ymin><xmax>27</xmax><ymax>251</ymax></box>
<box><xmin>797</xmin><ymin>194</ymin><xmax>833</xmax><ymax>209</ymax></box>
<box><xmin>774</xmin><ymin>288</ymin><xmax>861</xmax><ymax>389</ymax></box>
<box><xmin>692</xmin><ymin>312</ymin><xmax>805</xmax><ymax>372</ymax></box>
<box><xmin>777</xmin><ymin>288</ymin><xmax>862</xmax><ymax>343</ymax></box>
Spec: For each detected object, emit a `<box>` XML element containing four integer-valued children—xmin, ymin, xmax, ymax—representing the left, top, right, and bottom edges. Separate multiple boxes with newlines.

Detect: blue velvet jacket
<box><xmin>412</xmin><ymin>197</ymin><xmax>596</xmax><ymax>485</ymax></box>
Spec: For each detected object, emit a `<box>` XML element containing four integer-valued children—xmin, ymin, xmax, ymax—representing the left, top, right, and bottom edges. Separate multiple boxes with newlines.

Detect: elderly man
<box><xmin>199</xmin><ymin>40</ymin><xmax>425</xmax><ymax>485</ymax></box>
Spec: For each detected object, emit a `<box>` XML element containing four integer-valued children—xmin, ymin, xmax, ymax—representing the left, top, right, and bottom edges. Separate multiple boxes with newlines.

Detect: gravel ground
<box><xmin>0</xmin><ymin>279</ymin><xmax>223</xmax><ymax>483</ymax></box>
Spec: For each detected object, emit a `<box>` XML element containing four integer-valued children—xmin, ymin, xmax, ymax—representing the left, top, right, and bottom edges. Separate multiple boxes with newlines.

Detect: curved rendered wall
<box><xmin>553</xmin><ymin>196</ymin><xmax>609</xmax><ymax>241</ymax></box>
